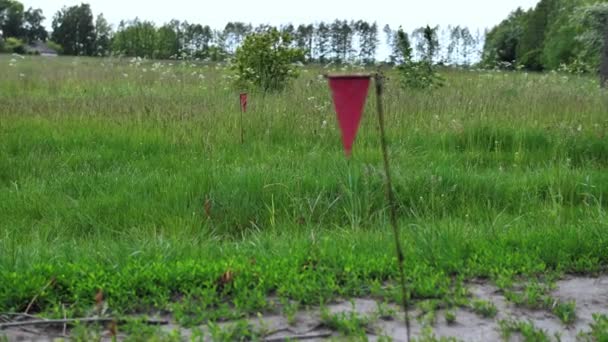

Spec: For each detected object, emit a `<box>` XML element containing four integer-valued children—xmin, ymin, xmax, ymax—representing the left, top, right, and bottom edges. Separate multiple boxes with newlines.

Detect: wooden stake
<box><xmin>601</xmin><ymin>20</ymin><xmax>608</xmax><ymax>88</ymax></box>
<box><xmin>374</xmin><ymin>72</ymin><xmax>410</xmax><ymax>342</ymax></box>
<box><xmin>240</xmin><ymin>95</ymin><xmax>245</xmax><ymax>144</ymax></box>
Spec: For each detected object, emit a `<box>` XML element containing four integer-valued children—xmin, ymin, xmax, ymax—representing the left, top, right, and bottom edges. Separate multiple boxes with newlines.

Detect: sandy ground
<box><xmin>2</xmin><ymin>275</ymin><xmax>607</xmax><ymax>341</ymax></box>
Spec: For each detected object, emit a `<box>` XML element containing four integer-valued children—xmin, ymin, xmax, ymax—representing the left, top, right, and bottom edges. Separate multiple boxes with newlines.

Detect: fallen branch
<box><xmin>1</xmin><ymin>312</ymin><xmax>47</xmax><ymax>320</ymax></box>
<box><xmin>264</xmin><ymin>331</ymin><xmax>333</xmax><ymax>341</ymax></box>
<box><xmin>0</xmin><ymin>317</ymin><xmax>168</xmax><ymax>330</ymax></box>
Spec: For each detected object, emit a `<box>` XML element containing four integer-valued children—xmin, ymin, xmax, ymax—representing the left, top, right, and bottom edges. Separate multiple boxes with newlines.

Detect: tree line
<box><xmin>482</xmin><ymin>0</ymin><xmax>608</xmax><ymax>73</ymax></box>
<box><xmin>0</xmin><ymin>1</ymin><xmax>485</xmax><ymax>65</ymax></box>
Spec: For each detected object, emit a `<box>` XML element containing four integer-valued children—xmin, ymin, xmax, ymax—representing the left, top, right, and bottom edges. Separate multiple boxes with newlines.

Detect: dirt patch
<box><xmin>2</xmin><ymin>275</ymin><xmax>607</xmax><ymax>341</ymax></box>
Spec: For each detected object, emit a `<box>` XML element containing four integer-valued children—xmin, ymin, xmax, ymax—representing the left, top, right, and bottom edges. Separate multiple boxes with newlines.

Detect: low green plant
<box><xmin>499</xmin><ymin>320</ymin><xmax>551</xmax><ymax>342</ymax></box>
<box><xmin>578</xmin><ymin>314</ymin><xmax>608</xmax><ymax>341</ymax></box>
<box><xmin>553</xmin><ymin>300</ymin><xmax>576</xmax><ymax>325</ymax></box>
<box><xmin>280</xmin><ymin>298</ymin><xmax>300</xmax><ymax>326</ymax></box>
<box><xmin>320</xmin><ymin>308</ymin><xmax>372</xmax><ymax>337</ymax></box>
<box><xmin>208</xmin><ymin>320</ymin><xmax>260</xmax><ymax>341</ymax></box>
<box><xmin>445</xmin><ymin>310</ymin><xmax>456</xmax><ymax>325</ymax></box>
<box><xmin>416</xmin><ymin>325</ymin><xmax>460</xmax><ymax>342</ymax></box>
<box><xmin>377</xmin><ymin>335</ymin><xmax>394</xmax><ymax>342</ymax></box>
<box><xmin>470</xmin><ymin>300</ymin><xmax>497</xmax><ymax>318</ymax></box>
<box><xmin>376</xmin><ymin>301</ymin><xmax>397</xmax><ymax>320</ymax></box>
<box><xmin>504</xmin><ymin>281</ymin><xmax>576</xmax><ymax>325</ymax></box>
<box><xmin>418</xmin><ymin>299</ymin><xmax>441</xmax><ymax>326</ymax></box>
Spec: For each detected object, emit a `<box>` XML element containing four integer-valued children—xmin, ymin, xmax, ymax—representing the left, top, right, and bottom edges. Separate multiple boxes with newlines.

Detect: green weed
<box><xmin>320</xmin><ymin>307</ymin><xmax>372</xmax><ymax>337</ymax></box>
<box><xmin>499</xmin><ymin>320</ymin><xmax>551</xmax><ymax>342</ymax></box>
<box><xmin>470</xmin><ymin>300</ymin><xmax>497</xmax><ymax>318</ymax></box>
<box><xmin>444</xmin><ymin>310</ymin><xmax>456</xmax><ymax>325</ymax></box>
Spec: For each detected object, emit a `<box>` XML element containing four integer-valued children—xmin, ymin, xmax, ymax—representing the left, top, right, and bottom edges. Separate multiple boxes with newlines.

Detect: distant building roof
<box><xmin>24</xmin><ymin>41</ymin><xmax>58</xmax><ymax>56</ymax></box>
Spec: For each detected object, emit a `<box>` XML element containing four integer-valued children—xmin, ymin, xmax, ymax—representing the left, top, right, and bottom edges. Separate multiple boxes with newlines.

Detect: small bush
<box><xmin>398</xmin><ymin>61</ymin><xmax>444</xmax><ymax>90</ymax></box>
<box><xmin>2</xmin><ymin>37</ymin><xmax>25</xmax><ymax>54</ymax></box>
<box><xmin>46</xmin><ymin>41</ymin><xmax>64</xmax><ymax>55</ymax></box>
<box><xmin>231</xmin><ymin>28</ymin><xmax>303</xmax><ymax>92</ymax></box>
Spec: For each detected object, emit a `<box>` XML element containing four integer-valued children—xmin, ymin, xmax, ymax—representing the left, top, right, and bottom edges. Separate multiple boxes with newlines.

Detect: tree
<box><xmin>157</xmin><ymin>22</ymin><xmax>179</xmax><ymax>59</ymax></box>
<box><xmin>330</xmin><ymin>19</ymin><xmax>353</xmax><ymax>63</ymax></box>
<box><xmin>224</xmin><ymin>22</ymin><xmax>251</xmax><ymax>55</ymax></box>
<box><xmin>23</xmin><ymin>7</ymin><xmax>46</xmax><ymax>42</ymax></box>
<box><xmin>482</xmin><ymin>8</ymin><xmax>528</xmax><ymax>68</ymax></box>
<box><xmin>382</xmin><ymin>24</ymin><xmax>392</xmax><ymax>47</ymax></box>
<box><xmin>448</xmin><ymin>25</ymin><xmax>461</xmax><ymax>65</ymax></box>
<box><xmin>295</xmin><ymin>24</ymin><xmax>314</xmax><ymax>62</ymax></box>
<box><xmin>52</xmin><ymin>4</ymin><xmax>96</xmax><ymax>56</ymax></box>
<box><xmin>572</xmin><ymin>2</ymin><xmax>608</xmax><ymax>72</ymax></box>
<box><xmin>460</xmin><ymin>27</ymin><xmax>475</xmax><ymax>66</ymax></box>
<box><xmin>397</xmin><ymin>26</ymin><xmax>443</xmax><ymax>90</ymax></box>
<box><xmin>112</xmin><ymin>19</ymin><xmax>157</xmax><ymax>58</ymax></box>
<box><xmin>484</xmin><ymin>0</ymin><xmax>607</xmax><ymax>71</ymax></box>
<box><xmin>314</xmin><ymin>22</ymin><xmax>330</xmax><ymax>63</ymax></box>
<box><xmin>356</xmin><ymin>20</ymin><xmax>378</xmax><ymax>64</ymax></box>
<box><xmin>280</xmin><ymin>23</ymin><xmax>294</xmax><ymax>41</ymax></box>
<box><xmin>542</xmin><ymin>0</ymin><xmax>580</xmax><ymax>70</ymax></box>
<box><xmin>517</xmin><ymin>0</ymin><xmax>557</xmax><ymax>70</ymax></box>
<box><xmin>392</xmin><ymin>26</ymin><xmax>412</xmax><ymax>65</ymax></box>
<box><xmin>182</xmin><ymin>22</ymin><xmax>212</xmax><ymax>58</ymax></box>
<box><xmin>94</xmin><ymin>14</ymin><xmax>111</xmax><ymax>56</ymax></box>
<box><xmin>231</xmin><ymin>28</ymin><xmax>303</xmax><ymax>92</ymax></box>
<box><xmin>0</xmin><ymin>0</ymin><xmax>24</xmax><ymax>38</ymax></box>
<box><xmin>413</xmin><ymin>25</ymin><xmax>439</xmax><ymax>63</ymax></box>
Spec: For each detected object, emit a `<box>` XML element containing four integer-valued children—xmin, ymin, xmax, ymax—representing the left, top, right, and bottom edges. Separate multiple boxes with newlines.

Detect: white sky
<box><xmin>24</xmin><ymin>0</ymin><xmax>540</xmax><ymax>61</ymax></box>
<box><xmin>28</xmin><ymin>0</ymin><xmax>540</xmax><ymax>33</ymax></box>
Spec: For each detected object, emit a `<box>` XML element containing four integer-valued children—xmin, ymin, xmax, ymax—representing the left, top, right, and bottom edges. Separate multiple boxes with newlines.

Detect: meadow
<box><xmin>1</xmin><ymin>55</ymin><xmax>607</xmax><ymax>339</ymax></box>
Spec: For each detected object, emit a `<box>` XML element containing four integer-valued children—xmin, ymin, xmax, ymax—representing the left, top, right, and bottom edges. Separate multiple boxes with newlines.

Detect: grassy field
<box><xmin>1</xmin><ymin>55</ymin><xmax>608</xmax><ymax>339</ymax></box>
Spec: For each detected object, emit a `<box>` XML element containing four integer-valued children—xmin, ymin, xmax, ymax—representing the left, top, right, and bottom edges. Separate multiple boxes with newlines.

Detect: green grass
<box><xmin>0</xmin><ymin>55</ymin><xmax>607</xmax><ymax>327</ymax></box>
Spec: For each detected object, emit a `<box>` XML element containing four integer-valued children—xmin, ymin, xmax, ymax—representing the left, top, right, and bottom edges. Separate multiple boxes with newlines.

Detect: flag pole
<box><xmin>374</xmin><ymin>72</ymin><xmax>410</xmax><ymax>342</ymax></box>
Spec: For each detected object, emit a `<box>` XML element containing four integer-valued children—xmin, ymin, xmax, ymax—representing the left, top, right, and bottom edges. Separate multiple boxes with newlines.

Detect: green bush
<box><xmin>46</xmin><ymin>41</ymin><xmax>64</xmax><ymax>55</ymax></box>
<box><xmin>398</xmin><ymin>60</ymin><xmax>444</xmax><ymax>90</ymax></box>
<box><xmin>2</xmin><ymin>37</ymin><xmax>25</xmax><ymax>54</ymax></box>
<box><xmin>231</xmin><ymin>28</ymin><xmax>303</xmax><ymax>92</ymax></box>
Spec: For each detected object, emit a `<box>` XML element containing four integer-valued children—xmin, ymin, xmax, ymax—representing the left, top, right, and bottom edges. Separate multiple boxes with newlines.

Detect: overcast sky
<box><xmin>28</xmin><ymin>0</ymin><xmax>540</xmax><ymax>32</ymax></box>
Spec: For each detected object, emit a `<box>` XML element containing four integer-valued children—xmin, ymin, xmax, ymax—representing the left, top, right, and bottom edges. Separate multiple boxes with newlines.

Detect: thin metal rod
<box><xmin>374</xmin><ymin>73</ymin><xmax>410</xmax><ymax>342</ymax></box>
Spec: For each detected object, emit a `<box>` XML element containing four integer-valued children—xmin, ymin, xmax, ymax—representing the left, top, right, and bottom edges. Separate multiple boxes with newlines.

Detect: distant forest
<box><xmin>483</xmin><ymin>0</ymin><xmax>608</xmax><ymax>72</ymax></box>
<box><xmin>1</xmin><ymin>0</ymin><xmax>607</xmax><ymax>72</ymax></box>
<box><xmin>0</xmin><ymin>1</ymin><xmax>485</xmax><ymax>65</ymax></box>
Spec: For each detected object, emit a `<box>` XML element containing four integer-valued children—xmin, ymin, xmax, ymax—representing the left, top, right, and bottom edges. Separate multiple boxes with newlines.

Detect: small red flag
<box><xmin>240</xmin><ymin>93</ymin><xmax>248</xmax><ymax>112</ymax></box>
<box><xmin>328</xmin><ymin>75</ymin><xmax>371</xmax><ymax>156</ymax></box>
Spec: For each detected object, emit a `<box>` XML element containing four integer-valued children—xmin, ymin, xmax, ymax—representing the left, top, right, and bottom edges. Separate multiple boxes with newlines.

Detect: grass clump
<box><xmin>470</xmin><ymin>300</ymin><xmax>498</xmax><ymax>318</ymax></box>
<box><xmin>499</xmin><ymin>320</ymin><xmax>551</xmax><ymax>342</ymax></box>
<box><xmin>320</xmin><ymin>308</ymin><xmax>373</xmax><ymax>338</ymax></box>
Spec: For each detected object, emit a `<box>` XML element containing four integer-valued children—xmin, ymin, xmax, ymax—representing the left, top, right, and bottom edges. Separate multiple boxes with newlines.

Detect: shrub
<box><xmin>231</xmin><ymin>28</ymin><xmax>303</xmax><ymax>92</ymax></box>
<box><xmin>3</xmin><ymin>37</ymin><xmax>25</xmax><ymax>54</ymax></box>
<box><xmin>398</xmin><ymin>60</ymin><xmax>444</xmax><ymax>90</ymax></box>
<box><xmin>46</xmin><ymin>41</ymin><xmax>64</xmax><ymax>55</ymax></box>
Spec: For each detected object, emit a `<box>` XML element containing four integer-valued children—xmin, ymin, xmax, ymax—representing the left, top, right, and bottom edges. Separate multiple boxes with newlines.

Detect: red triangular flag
<box><xmin>240</xmin><ymin>93</ymin><xmax>248</xmax><ymax>112</ymax></box>
<box><xmin>328</xmin><ymin>75</ymin><xmax>371</xmax><ymax>156</ymax></box>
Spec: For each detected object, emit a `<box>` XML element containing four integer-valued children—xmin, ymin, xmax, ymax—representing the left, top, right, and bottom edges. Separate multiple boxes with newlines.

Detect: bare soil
<box><xmin>2</xmin><ymin>275</ymin><xmax>607</xmax><ymax>341</ymax></box>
